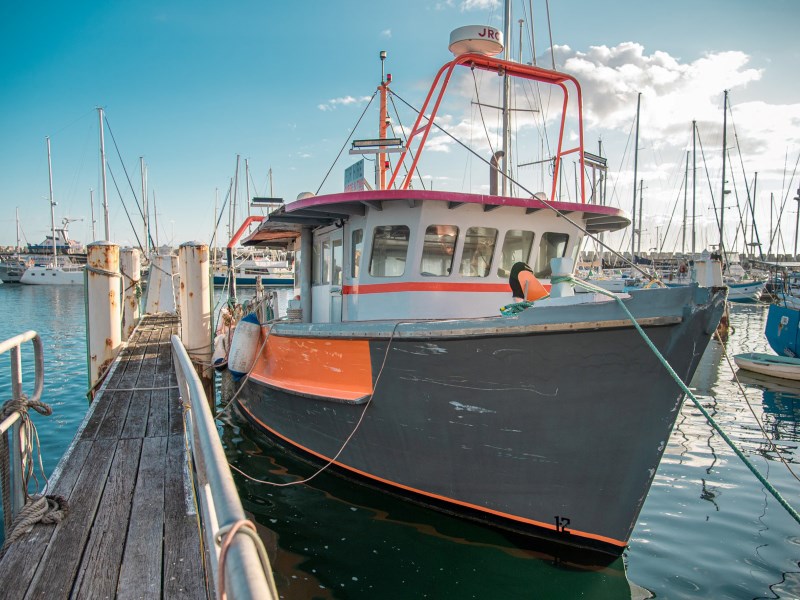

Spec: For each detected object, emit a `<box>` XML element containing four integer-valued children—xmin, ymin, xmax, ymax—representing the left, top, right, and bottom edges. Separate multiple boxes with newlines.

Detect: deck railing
<box><xmin>171</xmin><ymin>335</ymin><xmax>277</xmax><ymax>599</ymax></box>
<box><xmin>0</xmin><ymin>331</ymin><xmax>44</xmax><ymax>536</ymax></box>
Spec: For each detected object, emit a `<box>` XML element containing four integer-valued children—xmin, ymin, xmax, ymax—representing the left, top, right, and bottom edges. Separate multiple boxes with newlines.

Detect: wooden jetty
<box><xmin>0</xmin><ymin>313</ymin><xmax>207</xmax><ymax>598</ymax></box>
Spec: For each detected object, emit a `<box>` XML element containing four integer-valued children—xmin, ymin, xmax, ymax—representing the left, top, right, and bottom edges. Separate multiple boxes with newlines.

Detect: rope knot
<box><xmin>0</xmin><ymin>494</ymin><xmax>69</xmax><ymax>557</ymax></box>
<box><xmin>0</xmin><ymin>395</ymin><xmax>52</xmax><ymax>421</ymax></box>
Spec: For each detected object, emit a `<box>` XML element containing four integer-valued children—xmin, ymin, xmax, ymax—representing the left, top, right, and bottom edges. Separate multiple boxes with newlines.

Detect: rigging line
<box><xmin>545</xmin><ymin>0</ymin><xmax>556</xmax><ymax>70</ymax></box>
<box><xmin>103</xmin><ymin>116</ymin><xmax>155</xmax><ymax>251</ymax></box>
<box><xmin>470</xmin><ymin>68</ymin><xmax>497</xmax><ymax>157</ymax></box>
<box><xmin>51</xmin><ymin>108</ymin><xmax>95</xmax><ymax>138</ymax></box>
<box><xmin>767</xmin><ymin>151</ymin><xmax>800</xmax><ymax>254</ymax></box>
<box><xmin>659</xmin><ymin>172</ymin><xmax>686</xmax><ymax>254</ymax></box>
<box><xmin>391</xmin><ymin>90</ymin><xmax>655</xmax><ymax>280</ymax></box>
<box><xmin>105</xmin><ymin>163</ymin><xmax>145</xmax><ymax>251</ymax></box>
<box><xmin>228</xmin><ymin>320</ymin><xmax>405</xmax><ymax>488</ymax></box>
<box><xmin>696</xmin><ymin>128</ymin><xmax>723</xmax><ymax>245</ymax></box>
<box><xmin>727</xmin><ymin>149</ymin><xmax>750</xmax><ymax>254</ymax></box>
<box><xmin>315</xmin><ymin>91</ymin><xmax>377</xmax><ymax>195</ymax></box>
<box><xmin>210</xmin><ymin>185</ymin><xmax>233</xmax><ymax>249</ymax></box>
<box><xmin>727</xmin><ymin>95</ymin><xmax>763</xmax><ymax>259</ymax></box>
<box><xmin>387</xmin><ymin>91</ymin><xmax>426</xmax><ymax>190</ymax></box>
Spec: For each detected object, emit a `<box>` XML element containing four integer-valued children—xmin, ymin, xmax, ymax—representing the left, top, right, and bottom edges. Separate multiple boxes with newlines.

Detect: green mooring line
<box><xmin>553</xmin><ymin>275</ymin><xmax>800</xmax><ymax>526</ymax></box>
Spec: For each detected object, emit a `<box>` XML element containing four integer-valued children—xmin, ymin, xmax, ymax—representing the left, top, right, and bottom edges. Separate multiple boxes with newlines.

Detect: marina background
<box><xmin>1</xmin><ymin>282</ymin><xmax>797</xmax><ymax>599</ymax></box>
<box><xmin>1</xmin><ymin>1</ymin><xmax>798</xmax><ymax>256</ymax></box>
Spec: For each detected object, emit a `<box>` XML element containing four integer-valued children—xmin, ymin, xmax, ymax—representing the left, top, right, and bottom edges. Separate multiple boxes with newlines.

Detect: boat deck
<box><xmin>0</xmin><ymin>313</ymin><xmax>208</xmax><ymax>598</ymax></box>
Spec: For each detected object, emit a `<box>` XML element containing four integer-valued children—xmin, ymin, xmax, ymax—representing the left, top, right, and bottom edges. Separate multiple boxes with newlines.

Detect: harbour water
<box><xmin>0</xmin><ymin>284</ymin><xmax>798</xmax><ymax>598</ymax></box>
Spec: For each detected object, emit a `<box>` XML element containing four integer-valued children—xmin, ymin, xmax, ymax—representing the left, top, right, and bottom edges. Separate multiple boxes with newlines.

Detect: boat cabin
<box><xmin>248</xmin><ymin>189</ymin><xmax>628</xmax><ymax>322</ymax></box>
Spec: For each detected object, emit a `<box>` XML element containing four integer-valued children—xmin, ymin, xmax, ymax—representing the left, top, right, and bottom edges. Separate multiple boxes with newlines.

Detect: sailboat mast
<box><xmin>98</xmin><ymin>107</ymin><xmax>110</xmax><ymax>240</ymax></box>
<box><xmin>15</xmin><ymin>207</ymin><xmax>20</xmax><ymax>256</ymax></box>
<box><xmin>719</xmin><ymin>90</ymin><xmax>729</xmax><ymax>256</ymax></box>
<box><xmin>638</xmin><ymin>179</ymin><xmax>643</xmax><ymax>254</ymax></box>
<box><xmin>692</xmin><ymin>120</ymin><xmax>697</xmax><ymax>255</ymax></box>
<box><xmin>140</xmin><ymin>157</ymin><xmax>148</xmax><ymax>254</ymax></box>
<box><xmin>245</xmin><ymin>158</ymin><xmax>251</xmax><ymax>217</ymax></box>
<box><xmin>501</xmin><ymin>0</ymin><xmax>512</xmax><ymax>196</ymax></box>
<box><xmin>631</xmin><ymin>93</ymin><xmax>641</xmax><ymax>259</ymax></box>
<box><xmin>46</xmin><ymin>136</ymin><xmax>57</xmax><ymax>266</ymax></box>
<box><xmin>90</xmin><ymin>189</ymin><xmax>97</xmax><ymax>241</ymax></box>
<box><xmin>379</xmin><ymin>50</ymin><xmax>389</xmax><ymax>191</ymax></box>
<box><xmin>682</xmin><ymin>151</ymin><xmax>688</xmax><ymax>254</ymax></box>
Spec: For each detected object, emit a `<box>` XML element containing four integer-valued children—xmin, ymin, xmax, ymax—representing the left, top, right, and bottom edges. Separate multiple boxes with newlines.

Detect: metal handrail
<box><xmin>0</xmin><ymin>330</ymin><xmax>45</xmax><ymax>533</ymax></box>
<box><xmin>170</xmin><ymin>335</ymin><xmax>276</xmax><ymax>600</ymax></box>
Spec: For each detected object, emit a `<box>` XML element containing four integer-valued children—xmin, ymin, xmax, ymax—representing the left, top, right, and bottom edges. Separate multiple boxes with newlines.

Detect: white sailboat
<box><xmin>21</xmin><ymin>137</ymin><xmax>85</xmax><ymax>286</ymax></box>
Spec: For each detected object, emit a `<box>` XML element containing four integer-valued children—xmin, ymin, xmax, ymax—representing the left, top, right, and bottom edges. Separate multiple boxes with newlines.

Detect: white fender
<box><xmin>212</xmin><ymin>334</ymin><xmax>228</xmax><ymax>370</ymax></box>
<box><xmin>228</xmin><ymin>312</ymin><xmax>261</xmax><ymax>380</ymax></box>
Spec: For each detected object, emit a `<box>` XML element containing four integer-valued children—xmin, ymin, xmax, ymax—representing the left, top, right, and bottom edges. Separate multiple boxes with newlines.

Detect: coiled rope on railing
<box><xmin>0</xmin><ymin>396</ymin><xmax>69</xmax><ymax>557</ymax></box>
<box><xmin>549</xmin><ymin>274</ymin><xmax>800</xmax><ymax>526</ymax></box>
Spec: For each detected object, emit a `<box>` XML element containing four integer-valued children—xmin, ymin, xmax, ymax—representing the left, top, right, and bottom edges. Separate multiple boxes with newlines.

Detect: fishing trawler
<box><xmin>232</xmin><ymin>26</ymin><xmax>726</xmax><ymax>554</ymax></box>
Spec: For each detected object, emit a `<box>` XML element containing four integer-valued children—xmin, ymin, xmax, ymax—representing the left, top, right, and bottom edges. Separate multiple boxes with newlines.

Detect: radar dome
<box><xmin>448</xmin><ymin>26</ymin><xmax>503</xmax><ymax>57</ymax></box>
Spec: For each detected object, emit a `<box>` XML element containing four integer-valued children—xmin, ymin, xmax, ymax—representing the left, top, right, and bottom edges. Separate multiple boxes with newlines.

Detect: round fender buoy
<box><xmin>228</xmin><ymin>312</ymin><xmax>261</xmax><ymax>380</ymax></box>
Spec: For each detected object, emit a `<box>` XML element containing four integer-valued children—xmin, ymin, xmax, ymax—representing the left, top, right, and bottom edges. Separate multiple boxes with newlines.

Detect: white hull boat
<box><xmin>20</xmin><ymin>264</ymin><xmax>84</xmax><ymax>285</ymax></box>
<box><xmin>733</xmin><ymin>352</ymin><xmax>800</xmax><ymax>381</ymax></box>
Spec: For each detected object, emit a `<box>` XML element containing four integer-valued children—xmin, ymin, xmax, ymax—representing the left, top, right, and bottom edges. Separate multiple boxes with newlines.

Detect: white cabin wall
<box><xmin>313</xmin><ymin>199</ymin><xmax>587</xmax><ymax>322</ymax></box>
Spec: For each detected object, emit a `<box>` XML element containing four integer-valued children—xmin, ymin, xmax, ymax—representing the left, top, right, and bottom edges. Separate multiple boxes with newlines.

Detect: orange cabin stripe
<box><xmin>251</xmin><ymin>335</ymin><xmax>373</xmax><ymax>402</ymax></box>
<box><xmin>343</xmin><ymin>282</ymin><xmax>552</xmax><ymax>295</ymax></box>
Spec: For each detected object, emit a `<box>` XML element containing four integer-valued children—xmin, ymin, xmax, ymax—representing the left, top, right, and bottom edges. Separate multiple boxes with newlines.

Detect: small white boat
<box><xmin>20</xmin><ymin>263</ymin><xmax>84</xmax><ymax>285</ymax></box>
<box><xmin>733</xmin><ymin>352</ymin><xmax>800</xmax><ymax>381</ymax></box>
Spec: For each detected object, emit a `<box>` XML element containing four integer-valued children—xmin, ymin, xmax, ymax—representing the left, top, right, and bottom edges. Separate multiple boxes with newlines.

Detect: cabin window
<box><xmin>459</xmin><ymin>227</ymin><xmax>497</xmax><ymax>277</ymax></box>
<box><xmin>332</xmin><ymin>237</ymin><xmax>343</xmax><ymax>286</ymax></box>
<box><xmin>312</xmin><ymin>242</ymin><xmax>321</xmax><ymax>284</ymax></box>
<box><xmin>351</xmin><ymin>229</ymin><xmax>363</xmax><ymax>278</ymax></box>
<box><xmin>321</xmin><ymin>239</ymin><xmax>332</xmax><ymax>284</ymax></box>
<box><xmin>534</xmin><ymin>232</ymin><xmax>569</xmax><ymax>278</ymax></box>
<box><xmin>420</xmin><ymin>224</ymin><xmax>458</xmax><ymax>277</ymax></box>
<box><xmin>369</xmin><ymin>225</ymin><xmax>410</xmax><ymax>277</ymax></box>
<box><xmin>497</xmin><ymin>229</ymin><xmax>535</xmax><ymax>278</ymax></box>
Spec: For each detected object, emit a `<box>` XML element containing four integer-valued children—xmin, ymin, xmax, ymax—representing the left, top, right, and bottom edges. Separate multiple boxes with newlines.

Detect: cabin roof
<box><xmin>245</xmin><ymin>189</ymin><xmax>630</xmax><ymax>247</ymax></box>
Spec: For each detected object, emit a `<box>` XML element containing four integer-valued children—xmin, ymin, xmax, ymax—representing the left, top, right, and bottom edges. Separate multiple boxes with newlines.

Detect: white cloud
<box><xmin>318</xmin><ymin>95</ymin><xmax>373</xmax><ymax>112</ymax></box>
<box><xmin>460</xmin><ymin>0</ymin><xmax>499</xmax><ymax>10</ymax></box>
<box><xmin>381</xmin><ymin>29</ymin><xmax>392</xmax><ymax>38</ymax></box>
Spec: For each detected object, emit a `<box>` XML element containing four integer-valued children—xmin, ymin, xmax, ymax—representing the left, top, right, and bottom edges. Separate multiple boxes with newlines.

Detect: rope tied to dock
<box><xmin>0</xmin><ymin>494</ymin><xmax>69</xmax><ymax>556</ymax></box>
<box><xmin>85</xmin><ymin>264</ymin><xmax>122</xmax><ymax>278</ymax></box>
<box><xmin>215</xmin><ymin>519</ymin><xmax>277</xmax><ymax>600</ymax></box>
<box><xmin>0</xmin><ymin>395</ymin><xmax>68</xmax><ymax>557</ymax></box>
<box><xmin>553</xmin><ymin>274</ymin><xmax>800</xmax><ymax>527</ymax></box>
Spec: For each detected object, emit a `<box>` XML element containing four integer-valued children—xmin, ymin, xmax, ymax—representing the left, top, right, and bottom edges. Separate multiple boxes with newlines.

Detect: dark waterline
<box><xmin>1</xmin><ymin>285</ymin><xmax>798</xmax><ymax>598</ymax></box>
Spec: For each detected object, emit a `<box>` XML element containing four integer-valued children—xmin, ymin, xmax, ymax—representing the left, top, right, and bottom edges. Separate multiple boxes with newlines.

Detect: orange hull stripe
<box><xmin>239</xmin><ymin>404</ymin><xmax>627</xmax><ymax>549</ymax></box>
<box><xmin>251</xmin><ymin>335</ymin><xmax>373</xmax><ymax>401</ymax></box>
<box><xmin>343</xmin><ymin>282</ymin><xmax>552</xmax><ymax>295</ymax></box>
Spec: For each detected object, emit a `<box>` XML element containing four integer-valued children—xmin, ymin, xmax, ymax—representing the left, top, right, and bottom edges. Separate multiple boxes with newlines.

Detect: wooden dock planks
<box><xmin>0</xmin><ymin>313</ymin><xmax>208</xmax><ymax>599</ymax></box>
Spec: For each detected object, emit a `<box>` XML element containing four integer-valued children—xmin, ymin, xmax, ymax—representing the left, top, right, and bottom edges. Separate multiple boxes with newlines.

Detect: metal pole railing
<box><xmin>0</xmin><ymin>331</ymin><xmax>44</xmax><ymax>532</ymax></box>
<box><xmin>171</xmin><ymin>335</ymin><xmax>276</xmax><ymax>599</ymax></box>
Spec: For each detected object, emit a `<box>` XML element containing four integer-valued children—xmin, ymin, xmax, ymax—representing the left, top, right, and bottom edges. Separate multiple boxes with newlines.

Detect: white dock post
<box><xmin>178</xmin><ymin>241</ymin><xmax>213</xmax><ymax>401</ymax></box>
<box><xmin>549</xmin><ymin>257</ymin><xmax>575</xmax><ymax>299</ymax></box>
<box><xmin>86</xmin><ymin>241</ymin><xmax>122</xmax><ymax>392</ymax></box>
<box><xmin>144</xmin><ymin>247</ymin><xmax>179</xmax><ymax>314</ymax></box>
<box><xmin>120</xmin><ymin>247</ymin><xmax>141</xmax><ymax>341</ymax></box>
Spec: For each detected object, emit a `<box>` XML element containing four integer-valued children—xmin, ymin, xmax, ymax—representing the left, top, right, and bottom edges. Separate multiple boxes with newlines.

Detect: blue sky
<box><xmin>1</xmin><ymin>0</ymin><xmax>798</xmax><ymax>255</ymax></box>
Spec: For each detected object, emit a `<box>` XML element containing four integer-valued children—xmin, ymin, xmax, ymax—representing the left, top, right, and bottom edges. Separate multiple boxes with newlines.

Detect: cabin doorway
<box><xmin>311</xmin><ymin>228</ymin><xmax>344</xmax><ymax>323</ymax></box>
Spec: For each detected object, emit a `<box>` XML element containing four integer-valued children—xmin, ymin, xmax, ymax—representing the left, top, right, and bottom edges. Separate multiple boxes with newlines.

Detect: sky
<box><xmin>1</xmin><ymin>0</ymin><xmax>799</xmax><ymax>256</ymax></box>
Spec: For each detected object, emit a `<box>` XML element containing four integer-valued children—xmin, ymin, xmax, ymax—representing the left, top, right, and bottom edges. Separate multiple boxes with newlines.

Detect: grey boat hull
<box><xmin>237</xmin><ymin>284</ymin><xmax>726</xmax><ymax>554</ymax></box>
